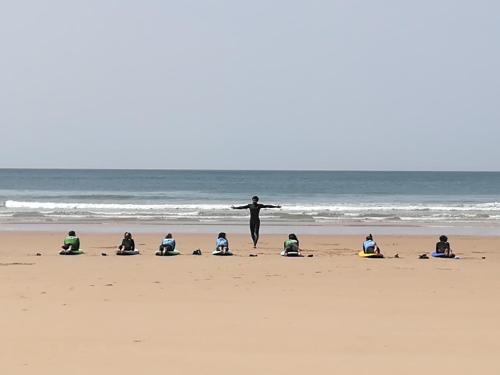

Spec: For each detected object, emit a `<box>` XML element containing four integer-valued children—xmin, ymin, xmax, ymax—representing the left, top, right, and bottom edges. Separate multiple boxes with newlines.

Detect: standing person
<box><xmin>231</xmin><ymin>196</ymin><xmax>281</xmax><ymax>248</ymax></box>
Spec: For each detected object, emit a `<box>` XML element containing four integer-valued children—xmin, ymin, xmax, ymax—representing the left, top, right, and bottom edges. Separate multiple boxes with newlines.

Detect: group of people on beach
<box><xmin>59</xmin><ymin>230</ymin><xmax>303</xmax><ymax>257</ymax></box>
<box><xmin>59</xmin><ymin>196</ymin><xmax>455</xmax><ymax>258</ymax></box>
<box><xmin>59</xmin><ymin>230</ymin><xmax>455</xmax><ymax>259</ymax></box>
<box><xmin>360</xmin><ymin>233</ymin><xmax>454</xmax><ymax>258</ymax></box>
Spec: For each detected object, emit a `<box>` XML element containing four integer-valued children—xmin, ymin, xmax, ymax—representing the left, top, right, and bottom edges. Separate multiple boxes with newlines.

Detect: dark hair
<box><xmin>68</xmin><ymin>230</ymin><xmax>76</xmax><ymax>236</ymax></box>
<box><xmin>289</xmin><ymin>233</ymin><xmax>298</xmax><ymax>241</ymax></box>
<box><xmin>439</xmin><ymin>235</ymin><xmax>448</xmax><ymax>242</ymax></box>
<box><xmin>124</xmin><ymin>232</ymin><xmax>132</xmax><ymax>238</ymax></box>
<box><xmin>252</xmin><ymin>196</ymin><xmax>259</xmax><ymax>201</ymax></box>
<box><xmin>166</xmin><ymin>233</ymin><xmax>172</xmax><ymax>239</ymax></box>
<box><xmin>366</xmin><ymin>234</ymin><xmax>373</xmax><ymax>240</ymax></box>
<box><xmin>218</xmin><ymin>232</ymin><xmax>226</xmax><ymax>239</ymax></box>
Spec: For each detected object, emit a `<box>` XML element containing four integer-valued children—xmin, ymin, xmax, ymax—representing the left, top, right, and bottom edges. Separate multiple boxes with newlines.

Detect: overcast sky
<box><xmin>0</xmin><ymin>1</ymin><xmax>498</xmax><ymax>170</ymax></box>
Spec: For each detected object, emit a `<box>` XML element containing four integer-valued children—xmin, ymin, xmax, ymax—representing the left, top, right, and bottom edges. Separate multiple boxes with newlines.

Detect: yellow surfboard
<box><xmin>358</xmin><ymin>251</ymin><xmax>384</xmax><ymax>258</ymax></box>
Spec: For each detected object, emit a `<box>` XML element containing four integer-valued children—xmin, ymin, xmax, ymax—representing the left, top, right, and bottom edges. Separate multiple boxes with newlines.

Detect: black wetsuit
<box><xmin>120</xmin><ymin>238</ymin><xmax>135</xmax><ymax>251</ymax></box>
<box><xmin>435</xmin><ymin>241</ymin><xmax>450</xmax><ymax>253</ymax></box>
<box><xmin>233</xmin><ymin>203</ymin><xmax>280</xmax><ymax>246</ymax></box>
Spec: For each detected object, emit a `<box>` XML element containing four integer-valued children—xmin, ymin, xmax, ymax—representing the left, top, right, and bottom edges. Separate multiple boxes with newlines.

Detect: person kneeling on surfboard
<box><xmin>283</xmin><ymin>233</ymin><xmax>300</xmax><ymax>255</ymax></box>
<box><xmin>60</xmin><ymin>230</ymin><xmax>81</xmax><ymax>255</ymax></box>
<box><xmin>215</xmin><ymin>232</ymin><xmax>230</xmax><ymax>254</ymax></box>
<box><xmin>158</xmin><ymin>233</ymin><xmax>176</xmax><ymax>255</ymax></box>
<box><xmin>363</xmin><ymin>234</ymin><xmax>381</xmax><ymax>254</ymax></box>
<box><xmin>435</xmin><ymin>235</ymin><xmax>455</xmax><ymax>258</ymax></box>
<box><xmin>117</xmin><ymin>232</ymin><xmax>135</xmax><ymax>255</ymax></box>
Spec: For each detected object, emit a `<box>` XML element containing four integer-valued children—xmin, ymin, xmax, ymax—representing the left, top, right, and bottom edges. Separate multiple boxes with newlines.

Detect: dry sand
<box><xmin>0</xmin><ymin>231</ymin><xmax>499</xmax><ymax>374</ymax></box>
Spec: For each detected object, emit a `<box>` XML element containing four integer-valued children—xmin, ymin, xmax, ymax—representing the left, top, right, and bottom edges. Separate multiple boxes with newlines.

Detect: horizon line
<box><xmin>0</xmin><ymin>167</ymin><xmax>499</xmax><ymax>173</ymax></box>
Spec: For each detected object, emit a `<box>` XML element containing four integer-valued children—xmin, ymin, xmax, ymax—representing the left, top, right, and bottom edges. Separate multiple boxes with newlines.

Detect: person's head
<box><xmin>165</xmin><ymin>233</ymin><xmax>172</xmax><ymax>239</ymax></box>
<box><xmin>252</xmin><ymin>195</ymin><xmax>259</xmax><ymax>203</ymax></box>
<box><xmin>366</xmin><ymin>234</ymin><xmax>373</xmax><ymax>241</ymax></box>
<box><xmin>289</xmin><ymin>233</ymin><xmax>298</xmax><ymax>241</ymax></box>
<box><xmin>68</xmin><ymin>230</ymin><xmax>76</xmax><ymax>237</ymax></box>
<box><xmin>218</xmin><ymin>232</ymin><xmax>226</xmax><ymax>239</ymax></box>
<box><xmin>124</xmin><ymin>232</ymin><xmax>132</xmax><ymax>239</ymax></box>
<box><xmin>439</xmin><ymin>235</ymin><xmax>448</xmax><ymax>242</ymax></box>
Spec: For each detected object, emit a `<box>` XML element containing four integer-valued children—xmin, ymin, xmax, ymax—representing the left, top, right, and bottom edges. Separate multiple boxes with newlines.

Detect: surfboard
<box><xmin>432</xmin><ymin>252</ymin><xmax>455</xmax><ymax>258</ymax></box>
<box><xmin>281</xmin><ymin>250</ymin><xmax>302</xmax><ymax>257</ymax></box>
<box><xmin>212</xmin><ymin>250</ymin><xmax>233</xmax><ymax>256</ymax></box>
<box><xmin>59</xmin><ymin>249</ymin><xmax>84</xmax><ymax>255</ymax></box>
<box><xmin>358</xmin><ymin>251</ymin><xmax>384</xmax><ymax>258</ymax></box>
<box><xmin>156</xmin><ymin>250</ymin><xmax>180</xmax><ymax>256</ymax></box>
<box><xmin>116</xmin><ymin>249</ymin><xmax>140</xmax><ymax>256</ymax></box>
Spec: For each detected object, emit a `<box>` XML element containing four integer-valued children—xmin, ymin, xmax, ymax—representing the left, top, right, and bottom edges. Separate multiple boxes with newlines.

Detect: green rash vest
<box><xmin>64</xmin><ymin>236</ymin><xmax>80</xmax><ymax>251</ymax></box>
<box><xmin>284</xmin><ymin>239</ymin><xmax>298</xmax><ymax>249</ymax></box>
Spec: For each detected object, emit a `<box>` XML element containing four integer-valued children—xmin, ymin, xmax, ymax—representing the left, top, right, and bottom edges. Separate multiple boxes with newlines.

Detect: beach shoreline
<box><xmin>1</xmin><ymin>221</ymin><xmax>500</xmax><ymax>236</ymax></box>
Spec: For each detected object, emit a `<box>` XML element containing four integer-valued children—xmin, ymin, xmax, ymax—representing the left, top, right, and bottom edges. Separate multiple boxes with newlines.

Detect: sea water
<box><xmin>1</xmin><ymin>169</ymin><xmax>500</xmax><ymax>231</ymax></box>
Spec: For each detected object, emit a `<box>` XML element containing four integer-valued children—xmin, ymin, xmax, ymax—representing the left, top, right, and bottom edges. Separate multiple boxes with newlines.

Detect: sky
<box><xmin>0</xmin><ymin>0</ymin><xmax>499</xmax><ymax>170</ymax></box>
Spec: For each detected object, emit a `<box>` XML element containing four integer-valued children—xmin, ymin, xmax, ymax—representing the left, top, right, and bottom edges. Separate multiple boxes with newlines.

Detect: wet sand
<box><xmin>1</xmin><ymin>232</ymin><xmax>499</xmax><ymax>374</ymax></box>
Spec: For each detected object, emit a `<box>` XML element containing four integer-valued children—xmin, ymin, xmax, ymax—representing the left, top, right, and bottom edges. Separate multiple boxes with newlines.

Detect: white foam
<box><xmin>284</xmin><ymin>203</ymin><xmax>500</xmax><ymax>212</ymax></box>
<box><xmin>7</xmin><ymin>200</ymin><xmax>500</xmax><ymax>212</ymax></box>
<box><xmin>5</xmin><ymin>200</ymin><xmax>228</xmax><ymax>211</ymax></box>
<box><xmin>4</xmin><ymin>200</ymin><xmax>500</xmax><ymax>224</ymax></box>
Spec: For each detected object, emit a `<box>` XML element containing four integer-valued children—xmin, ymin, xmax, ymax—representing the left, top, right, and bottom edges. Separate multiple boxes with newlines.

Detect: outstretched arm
<box><xmin>231</xmin><ymin>204</ymin><xmax>250</xmax><ymax>209</ymax></box>
<box><xmin>261</xmin><ymin>204</ymin><xmax>281</xmax><ymax>209</ymax></box>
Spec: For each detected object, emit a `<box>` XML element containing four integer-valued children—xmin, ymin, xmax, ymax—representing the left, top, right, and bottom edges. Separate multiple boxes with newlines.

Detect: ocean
<box><xmin>1</xmin><ymin>169</ymin><xmax>500</xmax><ymax>231</ymax></box>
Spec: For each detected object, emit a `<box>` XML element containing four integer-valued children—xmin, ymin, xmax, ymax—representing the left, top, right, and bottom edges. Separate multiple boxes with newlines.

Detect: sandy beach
<box><xmin>1</xmin><ymin>231</ymin><xmax>499</xmax><ymax>374</ymax></box>
<box><xmin>3</xmin><ymin>0</ymin><xmax>499</xmax><ymax>371</ymax></box>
